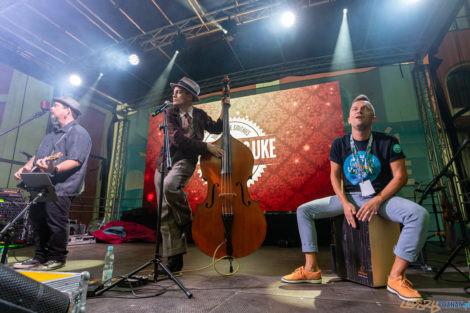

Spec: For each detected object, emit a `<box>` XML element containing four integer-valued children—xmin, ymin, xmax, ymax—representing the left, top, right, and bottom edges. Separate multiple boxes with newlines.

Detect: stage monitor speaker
<box><xmin>0</xmin><ymin>264</ymin><xmax>70</xmax><ymax>313</ymax></box>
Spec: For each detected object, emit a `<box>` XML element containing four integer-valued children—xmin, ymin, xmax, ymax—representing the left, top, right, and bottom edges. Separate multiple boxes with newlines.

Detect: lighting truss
<box><xmin>140</xmin><ymin>0</ymin><xmax>335</xmax><ymax>52</ymax></box>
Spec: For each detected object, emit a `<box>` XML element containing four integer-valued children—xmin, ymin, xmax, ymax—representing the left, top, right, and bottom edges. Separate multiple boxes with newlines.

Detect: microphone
<box><xmin>151</xmin><ymin>100</ymin><xmax>173</xmax><ymax>117</ymax></box>
<box><xmin>40</xmin><ymin>101</ymin><xmax>50</xmax><ymax>111</ymax></box>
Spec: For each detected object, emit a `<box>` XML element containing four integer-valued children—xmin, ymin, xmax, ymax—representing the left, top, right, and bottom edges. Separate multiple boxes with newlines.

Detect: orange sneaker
<box><xmin>281</xmin><ymin>267</ymin><xmax>322</xmax><ymax>284</ymax></box>
<box><xmin>387</xmin><ymin>276</ymin><xmax>423</xmax><ymax>302</ymax></box>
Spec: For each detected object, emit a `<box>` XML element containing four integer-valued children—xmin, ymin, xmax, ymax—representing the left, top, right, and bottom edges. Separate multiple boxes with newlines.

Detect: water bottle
<box><xmin>102</xmin><ymin>246</ymin><xmax>114</xmax><ymax>286</ymax></box>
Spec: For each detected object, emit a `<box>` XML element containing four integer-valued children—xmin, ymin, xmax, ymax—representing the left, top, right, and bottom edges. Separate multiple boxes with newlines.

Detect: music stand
<box><xmin>0</xmin><ymin>173</ymin><xmax>57</xmax><ymax>263</ymax></box>
<box><xmin>95</xmin><ymin>104</ymin><xmax>192</xmax><ymax>298</ymax></box>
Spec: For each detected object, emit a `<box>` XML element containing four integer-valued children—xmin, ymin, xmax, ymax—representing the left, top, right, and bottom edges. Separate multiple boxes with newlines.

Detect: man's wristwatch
<box><xmin>52</xmin><ymin>166</ymin><xmax>59</xmax><ymax>175</ymax></box>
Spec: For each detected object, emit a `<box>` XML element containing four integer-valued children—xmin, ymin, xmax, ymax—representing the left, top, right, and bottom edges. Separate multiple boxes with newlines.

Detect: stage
<box><xmin>6</xmin><ymin>242</ymin><xmax>470</xmax><ymax>312</ymax></box>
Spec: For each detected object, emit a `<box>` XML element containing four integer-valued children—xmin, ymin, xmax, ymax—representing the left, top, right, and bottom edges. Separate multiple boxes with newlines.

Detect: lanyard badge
<box><xmin>349</xmin><ymin>134</ymin><xmax>375</xmax><ymax>197</ymax></box>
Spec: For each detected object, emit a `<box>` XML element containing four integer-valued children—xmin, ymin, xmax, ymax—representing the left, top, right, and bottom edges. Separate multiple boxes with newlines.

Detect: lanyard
<box><xmin>349</xmin><ymin>133</ymin><xmax>373</xmax><ymax>181</ymax></box>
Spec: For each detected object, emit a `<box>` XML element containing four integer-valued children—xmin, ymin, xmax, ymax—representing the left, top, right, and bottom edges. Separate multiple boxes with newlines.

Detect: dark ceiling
<box><xmin>0</xmin><ymin>0</ymin><xmax>464</xmax><ymax>110</ymax></box>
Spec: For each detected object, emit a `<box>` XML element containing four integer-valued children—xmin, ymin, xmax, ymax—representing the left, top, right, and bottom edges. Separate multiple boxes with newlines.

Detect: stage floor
<box><xmin>7</xmin><ymin>242</ymin><xmax>470</xmax><ymax>312</ymax></box>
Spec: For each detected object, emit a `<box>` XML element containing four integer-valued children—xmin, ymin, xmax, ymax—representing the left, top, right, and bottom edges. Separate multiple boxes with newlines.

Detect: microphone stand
<box><xmin>96</xmin><ymin>104</ymin><xmax>192</xmax><ymax>298</ymax></box>
<box><xmin>419</xmin><ymin>139</ymin><xmax>468</xmax><ymax>206</ymax></box>
<box><xmin>411</xmin><ymin>139</ymin><xmax>469</xmax><ymax>273</ymax></box>
<box><xmin>0</xmin><ymin>110</ymin><xmax>48</xmax><ymax>138</ymax></box>
<box><xmin>432</xmin><ymin>139</ymin><xmax>470</xmax><ymax>280</ymax></box>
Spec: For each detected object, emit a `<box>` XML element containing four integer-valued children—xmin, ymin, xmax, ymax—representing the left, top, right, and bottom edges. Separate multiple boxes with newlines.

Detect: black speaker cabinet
<box><xmin>0</xmin><ymin>264</ymin><xmax>70</xmax><ymax>313</ymax></box>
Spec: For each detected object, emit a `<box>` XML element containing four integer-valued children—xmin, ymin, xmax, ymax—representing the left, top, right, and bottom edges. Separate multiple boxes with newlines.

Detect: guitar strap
<box><xmin>52</xmin><ymin>124</ymin><xmax>75</xmax><ymax>155</ymax></box>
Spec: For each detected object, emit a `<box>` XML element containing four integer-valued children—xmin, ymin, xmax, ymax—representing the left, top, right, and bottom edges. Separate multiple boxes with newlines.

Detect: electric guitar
<box><xmin>17</xmin><ymin>152</ymin><xmax>62</xmax><ymax>189</ymax></box>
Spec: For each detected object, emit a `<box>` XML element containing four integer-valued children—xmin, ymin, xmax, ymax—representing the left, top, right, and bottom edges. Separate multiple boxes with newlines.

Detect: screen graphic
<box><xmin>144</xmin><ymin>81</ymin><xmax>344</xmax><ymax>212</ymax></box>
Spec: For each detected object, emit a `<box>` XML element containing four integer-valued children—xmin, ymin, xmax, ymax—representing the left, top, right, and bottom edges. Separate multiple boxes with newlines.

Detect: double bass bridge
<box><xmin>219</xmin><ymin>192</ymin><xmax>237</xmax><ymax>197</ymax></box>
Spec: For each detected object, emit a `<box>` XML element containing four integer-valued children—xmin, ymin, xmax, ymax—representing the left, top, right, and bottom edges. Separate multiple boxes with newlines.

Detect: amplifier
<box><xmin>0</xmin><ymin>197</ymin><xmax>32</xmax><ymax>244</ymax></box>
<box><xmin>18</xmin><ymin>270</ymin><xmax>90</xmax><ymax>313</ymax></box>
<box><xmin>0</xmin><ymin>188</ymin><xmax>24</xmax><ymax>203</ymax></box>
<box><xmin>68</xmin><ymin>234</ymin><xmax>96</xmax><ymax>246</ymax></box>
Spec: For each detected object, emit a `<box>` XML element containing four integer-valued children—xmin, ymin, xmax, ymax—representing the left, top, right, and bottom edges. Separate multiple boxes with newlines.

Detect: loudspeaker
<box><xmin>0</xmin><ymin>264</ymin><xmax>70</xmax><ymax>313</ymax></box>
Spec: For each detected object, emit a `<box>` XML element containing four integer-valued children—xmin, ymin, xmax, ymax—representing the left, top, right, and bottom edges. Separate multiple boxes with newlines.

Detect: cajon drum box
<box><xmin>331</xmin><ymin>215</ymin><xmax>400</xmax><ymax>287</ymax></box>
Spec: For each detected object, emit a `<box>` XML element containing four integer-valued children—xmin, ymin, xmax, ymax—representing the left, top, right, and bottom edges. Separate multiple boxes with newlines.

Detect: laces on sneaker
<box><xmin>400</xmin><ymin>278</ymin><xmax>415</xmax><ymax>290</ymax></box>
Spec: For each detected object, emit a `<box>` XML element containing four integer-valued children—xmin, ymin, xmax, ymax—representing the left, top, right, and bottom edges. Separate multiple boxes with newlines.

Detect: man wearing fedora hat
<box><xmin>155</xmin><ymin>77</ymin><xmax>227</xmax><ymax>274</ymax></box>
<box><xmin>13</xmin><ymin>97</ymin><xmax>92</xmax><ymax>270</ymax></box>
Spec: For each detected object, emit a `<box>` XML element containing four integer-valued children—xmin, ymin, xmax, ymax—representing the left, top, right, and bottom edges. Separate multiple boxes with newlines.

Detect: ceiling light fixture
<box><xmin>69</xmin><ymin>74</ymin><xmax>82</xmax><ymax>86</ymax></box>
<box><xmin>281</xmin><ymin>11</ymin><xmax>295</xmax><ymax>28</ymax></box>
<box><xmin>128</xmin><ymin>54</ymin><xmax>139</xmax><ymax>65</ymax></box>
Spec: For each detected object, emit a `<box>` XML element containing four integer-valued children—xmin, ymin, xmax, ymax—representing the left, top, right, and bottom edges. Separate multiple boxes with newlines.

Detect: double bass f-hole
<box><xmin>235</xmin><ymin>182</ymin><xmax>251</xmax><ymax>206</ymax></box>
<box><xmin>204</xmin><ymin>183</ymin><xmax>219</xmax><ymax>209</ymax></box>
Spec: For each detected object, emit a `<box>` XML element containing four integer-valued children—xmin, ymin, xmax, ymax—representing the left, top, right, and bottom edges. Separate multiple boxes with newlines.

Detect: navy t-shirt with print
<box><xmin>329</xmin><ymin>131</ymin><xmax>405</xmax><ymax>193</ymax></box>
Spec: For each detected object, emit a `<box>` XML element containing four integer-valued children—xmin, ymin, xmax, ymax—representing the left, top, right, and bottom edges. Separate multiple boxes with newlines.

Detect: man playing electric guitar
<box><xmin>13</xmin><ymin>97</ymin><xmax>91</xmax><ymax>270</ymax></box>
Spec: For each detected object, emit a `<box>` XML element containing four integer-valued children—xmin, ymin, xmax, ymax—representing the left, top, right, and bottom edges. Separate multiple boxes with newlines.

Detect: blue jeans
<box><xmin>297</xmin><ymin>192</ymin><xmax>429</xmax><ymax>263</ymax></box>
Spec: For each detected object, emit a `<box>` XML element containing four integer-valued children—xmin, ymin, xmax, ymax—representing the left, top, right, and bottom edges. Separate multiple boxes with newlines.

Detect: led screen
<box><xmin>143</xmin><ymin>81</ymin><xmax>344</xmax><ymax>212</ymax></box>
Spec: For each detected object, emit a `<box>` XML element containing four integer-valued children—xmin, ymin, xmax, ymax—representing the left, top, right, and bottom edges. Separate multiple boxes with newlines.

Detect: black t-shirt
<box><xmin>329</xmin><ymin>131</ymin><xmax>405</xmax><ymax>193</ymax></box>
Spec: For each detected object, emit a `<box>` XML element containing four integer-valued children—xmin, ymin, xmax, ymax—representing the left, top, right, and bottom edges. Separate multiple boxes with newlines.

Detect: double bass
<box><xmin>192</xmin><ymin>76</ymin><xmax>267</xmax><ymax>262</ymax></box>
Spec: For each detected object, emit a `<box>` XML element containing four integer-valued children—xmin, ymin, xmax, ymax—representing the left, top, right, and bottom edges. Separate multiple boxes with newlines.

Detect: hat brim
<box><xmin>170</xmin><ymin>83</ymin><xmax>199</xmax><ymax>102</ymax></box>
<box><xmin>52</xmin><ymin>98</ymin><xmax>81</xmax><ymax>115</ymax></box>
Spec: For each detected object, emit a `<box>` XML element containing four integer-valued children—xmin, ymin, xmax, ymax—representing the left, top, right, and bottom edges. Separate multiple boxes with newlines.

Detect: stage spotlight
<box><xmin>128</xmin><ymin>54</ymin><xmax>139</xmax><ymax>65</ymax></box>
<box><xmin>69</xmin><ymin>74</ymin><xmax>82</xmax><ymax>86</ymax></box>
<box><xmin>99</xmin><ymin>72</ymin><xmax>104</xmax><ymax>78</ymax></box>
<box><xmin>221</xmin><ymin>17</ymin><xmax>238</xmax><ymax>36</ymax></box>
<box><xmin>281</xmin><ymin>11</ymin><xmax>295</xmax><ymax>28</ymax></box>
<box><xmin>405</xmin><ymin>0</ymin><xmax>420</xmax><ymax>3</ymax></box>
<box><xmin>172</xmin><ymin>32</ymin><xmax>187</xmax><ymax>52</ymax></box>
<box><xmin>343</xmin><ymin>8</ymin><xmax>348</xmax><ymax>14</ymax></box>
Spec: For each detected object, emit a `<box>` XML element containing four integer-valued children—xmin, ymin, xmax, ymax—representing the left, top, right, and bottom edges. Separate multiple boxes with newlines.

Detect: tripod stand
<box><xmin>96</xmin><ymin>102</ymin><xmax>192</xmax><ymax>298</ymax></box>
<box><xmin>0</xmin><ymin>173</ymin><xmax>57</xmax><ymax>263</ymax></box>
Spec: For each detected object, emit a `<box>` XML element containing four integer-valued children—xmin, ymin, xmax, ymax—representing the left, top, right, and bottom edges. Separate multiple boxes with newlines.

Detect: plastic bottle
<box><xmin>102</xmin><ymin>246</ymin><xmax>114</xmax><ymax>286</ymax></box>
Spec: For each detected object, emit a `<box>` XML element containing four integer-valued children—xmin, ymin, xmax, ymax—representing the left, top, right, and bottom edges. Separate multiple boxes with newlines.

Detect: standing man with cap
<box><xmin>154</xmin><ymin>77</ymin><xmax>227</xmax><ymax>274</ymax></box>
<box><xmin>13</xmin><ymin>97</ymin><xmax>92</xmax><ymax>270</ymax></box>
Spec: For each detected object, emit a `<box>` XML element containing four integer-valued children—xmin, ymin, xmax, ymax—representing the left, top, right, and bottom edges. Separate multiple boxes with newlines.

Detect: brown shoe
<box><xmin>387</xmin><ymin>276</ymin><xmax>423</xmax><ymax>302</ymax></box>
<box><xmin>281</xmin><ymin>266</ymin><xmax>322</xmax><ymax>284</ymax></box>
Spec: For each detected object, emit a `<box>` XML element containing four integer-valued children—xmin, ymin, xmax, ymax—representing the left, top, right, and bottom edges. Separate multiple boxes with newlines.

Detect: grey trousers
<box><xmin>154</xmin><ymin>159</ymin><xmax>196</xmax><ymax>257</ymax></box>
<box><xmin>297</xmin><ymin>192</ymin><xmax>430</xmax><ymax>263</ymax></box>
